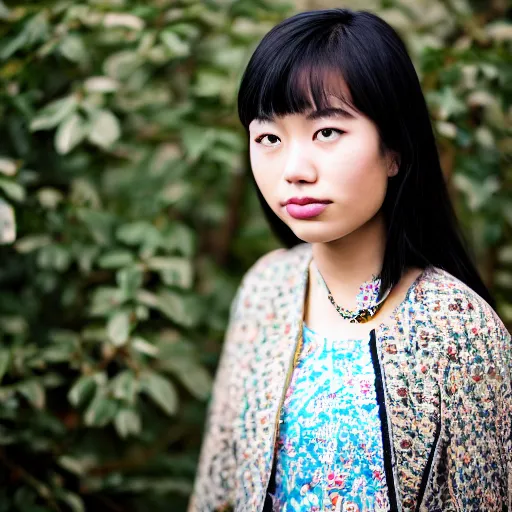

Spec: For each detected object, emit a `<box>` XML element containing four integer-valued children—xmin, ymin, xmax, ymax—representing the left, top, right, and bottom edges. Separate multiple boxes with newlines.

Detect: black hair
<box><xmin>237</xmin><ymin>8</ymin><xmax>496</xmax><ymax>309</ymax></box>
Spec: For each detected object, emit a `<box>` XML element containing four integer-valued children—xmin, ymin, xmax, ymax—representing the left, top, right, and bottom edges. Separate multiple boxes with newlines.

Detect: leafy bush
<box><xmin>0</xmin><ymin>1</ymin><xmax>284</xmax><ymax>510</ymax></box>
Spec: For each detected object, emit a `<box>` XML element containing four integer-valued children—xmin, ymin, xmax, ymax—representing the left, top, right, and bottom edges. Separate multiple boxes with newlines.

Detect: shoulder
<box><xmin>417</xmin><ymin>265</ymin><xmax>510</xmax><ymax>345</ymax></box>
<box><xmin>240</xmin><ymin>243</ymin><xmax>311</xmax><ymax>289</ymax></box>
<box><xmin>230</xmin><ymin>243</ymin><xmax>311</xmax><ymax>319</ymax></box>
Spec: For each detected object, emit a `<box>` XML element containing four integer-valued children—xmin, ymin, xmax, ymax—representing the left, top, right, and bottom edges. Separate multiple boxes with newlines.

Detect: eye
<box><xmin>254</xmin><ymin>134</ymin><xmax>281</xmax><ymax>147</ymax></box>
<box><xmin>315</xmin><ymin>128</ymin><xmax>344</xmax><ymax>142</ymax></box>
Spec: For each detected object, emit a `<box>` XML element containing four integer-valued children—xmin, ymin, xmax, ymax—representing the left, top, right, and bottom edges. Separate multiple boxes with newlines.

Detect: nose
<box><xmin>282</xmin><ymin>142</ymin><xmax>318</xmax><ymax>184</ymax></box>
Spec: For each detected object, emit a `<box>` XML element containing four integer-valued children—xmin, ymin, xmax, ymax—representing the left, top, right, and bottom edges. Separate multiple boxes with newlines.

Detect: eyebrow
<box><xmin>254</xmin><ymin>107</ymin><xmax>355</xmax><ymax>124</ymax></box>
<box><xmin>306</xmin><ymin>107</ymin><xmax>355</xmax><ymax>120</ymax></box>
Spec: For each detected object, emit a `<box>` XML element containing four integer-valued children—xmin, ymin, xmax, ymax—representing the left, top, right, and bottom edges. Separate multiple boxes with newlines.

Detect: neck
<box><xmin>311</xmin><ymin>212</ymin><xmax>386</xmax><ymax>309</ymax></box>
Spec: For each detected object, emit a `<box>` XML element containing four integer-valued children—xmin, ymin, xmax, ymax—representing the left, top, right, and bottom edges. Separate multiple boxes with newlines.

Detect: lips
<box><xmin>283</xmin><ymin>197</ymin><xmax>331</xmax><ymax>206</ymax></box>
<box><xmin>283</xmin><ymin>197</ymin><xmax>332</xmax><ymax>220</ymax></box>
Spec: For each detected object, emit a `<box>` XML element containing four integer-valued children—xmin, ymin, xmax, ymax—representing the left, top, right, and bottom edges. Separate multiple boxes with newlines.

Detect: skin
<box><xmin>249</xmin><ymin>95</ymin><xmax>422</xmax><ymax>337</ymax></box>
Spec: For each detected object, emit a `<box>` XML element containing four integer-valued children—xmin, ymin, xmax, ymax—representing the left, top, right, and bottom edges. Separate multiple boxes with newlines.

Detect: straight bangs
<box><xmin>238</xmin><ymin>33</ymin><xmax>357</xmax><ymax>129</ymax></box>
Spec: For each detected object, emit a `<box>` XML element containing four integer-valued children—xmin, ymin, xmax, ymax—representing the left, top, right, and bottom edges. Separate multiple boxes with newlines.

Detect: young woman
<box><xmin>189</xmin><ymin>8</ymin><xmax>511</xmax><ymax>512</ymax></box>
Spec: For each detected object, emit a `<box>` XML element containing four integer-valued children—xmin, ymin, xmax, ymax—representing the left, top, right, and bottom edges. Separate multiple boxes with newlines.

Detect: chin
<box><xmin>286</xmin><ymin>222</ymin><xmax>349</xmax><ymax>244</ymax></box>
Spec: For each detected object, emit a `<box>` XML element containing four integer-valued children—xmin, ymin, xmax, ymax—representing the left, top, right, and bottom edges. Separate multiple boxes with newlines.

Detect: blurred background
<box><xmin>0</xmin><ymin>0</ymin><xmax>510</xmax><ymax>510</ymax></box>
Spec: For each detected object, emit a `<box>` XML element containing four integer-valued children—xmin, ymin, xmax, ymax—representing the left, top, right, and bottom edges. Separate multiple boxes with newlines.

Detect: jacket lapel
<box><xmin>375</xmin><ymin>291</ymin><xmax>442</xmax><ymax>511</ymax></box>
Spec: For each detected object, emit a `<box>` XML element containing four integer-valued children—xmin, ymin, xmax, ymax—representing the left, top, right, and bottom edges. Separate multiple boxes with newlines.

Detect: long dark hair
<box><xmin>237</xmin><ymin>8</ymin><xmax>496</xmax><ymax>309</ymax></box>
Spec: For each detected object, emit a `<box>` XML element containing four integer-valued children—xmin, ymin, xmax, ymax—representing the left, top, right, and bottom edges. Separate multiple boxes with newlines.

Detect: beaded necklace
<box><xmin>312</xmin><ymin>261</ymin><xmax>392</xmax><ymax>324</ymax></box>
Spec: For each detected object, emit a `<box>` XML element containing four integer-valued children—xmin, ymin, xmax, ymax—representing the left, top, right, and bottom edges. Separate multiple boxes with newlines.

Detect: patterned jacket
<box><xmin>189</xmin><ymin>243</ymin><xmax>511</xmax><ymax>512</ymax></box>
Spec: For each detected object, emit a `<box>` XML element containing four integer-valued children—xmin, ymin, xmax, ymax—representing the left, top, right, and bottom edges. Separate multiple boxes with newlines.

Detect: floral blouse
<box><xmin>270</xmin><ymin>324</ymin><xmax>390</xmax><ymax>512</ymax></box>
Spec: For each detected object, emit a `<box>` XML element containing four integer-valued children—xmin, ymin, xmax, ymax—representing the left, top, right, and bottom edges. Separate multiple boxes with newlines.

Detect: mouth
<box><xmin>282</xmin><ymin>197</ymin><xmax>332</xmax><ymax>220</ymax></box>
<box><xmin>283</xmin><ymin>197</ymin><xmax>332</xmax><ymax>206</ymax></box>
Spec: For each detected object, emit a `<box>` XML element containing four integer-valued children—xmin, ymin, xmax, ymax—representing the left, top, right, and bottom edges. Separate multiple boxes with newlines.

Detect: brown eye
<box><xmin>315</xmin><ymin>128</ymin><xmax>343</xmax><ymax>142</ymax></box>
<box><xmin>255</xmin><ymin>134</ymin><xmax>281</xmax><ymax>147</ymax></box>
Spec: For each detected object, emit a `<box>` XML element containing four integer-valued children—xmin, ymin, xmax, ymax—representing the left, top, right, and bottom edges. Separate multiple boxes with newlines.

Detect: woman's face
<box><xmin>248</xmin><ymin>98</ymin><xmax>398</xmax><ymax>244</ymax></box>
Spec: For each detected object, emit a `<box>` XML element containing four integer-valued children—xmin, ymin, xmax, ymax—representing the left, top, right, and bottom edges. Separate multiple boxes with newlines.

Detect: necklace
<box><xmin>312</xmin><ymin>261</ymin><xmax>392</xmax><ymax>324</ymax></box>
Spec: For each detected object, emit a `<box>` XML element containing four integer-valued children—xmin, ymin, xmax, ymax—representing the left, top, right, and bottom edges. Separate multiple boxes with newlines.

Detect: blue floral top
<box><xmin>271</xmin><ymin>324</ymin><xmax>390</xmax><ymax>512</ymax></box>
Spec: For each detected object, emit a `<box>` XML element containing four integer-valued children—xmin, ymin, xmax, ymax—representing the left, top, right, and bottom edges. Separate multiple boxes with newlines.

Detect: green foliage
<box><xmin>0</xmin><ymin>0</ymin><xmax>510</xmax><ymax>510</ymax></box>
<box><xmin>0</xmin><ymin>1</ymin><xmax>282</xmax><ymax>510</ymax></box>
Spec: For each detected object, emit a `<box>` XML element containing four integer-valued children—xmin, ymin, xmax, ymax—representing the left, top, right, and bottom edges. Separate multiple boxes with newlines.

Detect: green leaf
<box><xmin>503</xmin><ymin>205</ymin><xmax>512</xmax><ymax>228</ymax></box>
<box><xmin>181</xmin><ymin>126</ymin><xmax>216</xmax><ymax>161</ymax></box>
<box><xmin>84</xmin><ymin>76</ymin><xmax>119</xmax><ymax>93</ymax></box>
<box><xmin>59</xmin><ymin>34</ymin><xmax>88</xmax><ymax>64</ymax></box>
<box><xmin>41</xmin><ymin>372</ymin><xmax>65</xmax><ymax>389</ymax></box>
<box><xmin>160</xmin><ymin>224</ymin><xmax>195</xmax><ymax>256</ymax></box>
<box><xmin>117</xmin><ymin>266</ymin><xmax>144</xmax><ymax>298</ymax></box>
<box><xmin>171</xmin><ymin>363</ymin><xmax>212</xmax><ymax>401</ymax></box>
<box><xmin>56</xmin><ymin>490</ymin><xmax>85</xmax><ymax>512</ymax></box>
<box><xmin>104</xmin><ymin>50</ymin><xmax>142</xmax><ymax>80</ymax></box>
<box><xmin>147</xmin><ymin>256</ymin><xmax>193</xmax><ymax>288</ymax></box>
<box><xmin>87</xmin><ymin>110</ymin><xmax>121</xmax><ymax>149</ymax></box>
<box><xmin>89</xmin><ymin>287</ymin><xmax>124</xmax><ymax>316</ymax></box>
<box><xmin>107</xmin><ymin>311</ymin><xmax>131</xmax><ymax>347</ymax></box>
<box><xmin>98</xmin><ymin>250</ymin><xmax>135</xmax><ymax>268</ymax></box>
<box><xmin>84</xmin><ymin>390</ymin><xmax>118</xmax><ymax>427</ymax></box>
<box><xmin>139</xmin><ymin>372</ymin><xmax>178</xmax><ymax>416</ymax></box>
<box><xmin>113</xmin><ymin>476</ymin><xmax>192</xmax><ymax>494</ymax></box>
<box><xmin>15</xmin><ymin>234</ymin><xmax>52</xmax><ymax>253</ymax></box>
<box><xmin>110</xmin><ymin>370</ymin><xmax>137</xmax><ymax>403</ymax></box>
<box><xmin>135</xmin><ymin>305</ymin><xmax>149</xmax><ymax>321</ymax></box>
<box><xmin>114</xmin><ymin>408</ymin><xmax>141</xmax><ymax>438</ymax></box>
<box><xmin>57</xmin><ymin>455</ymin><xmax>88</xmax><ymax>476</ymax></box>
<box><xmin>0</xmin><ymin>349</ymin><xmax>10</xmax><ymax>383</ymax></box>
<box><xmin>37</xmin><ymin>244</ymin><xmax>71</xmax><ymax>271</ymax></box>
<box><xmin>17</xmin><ymin>380</ymin><xmax>45</xmax><ymax>409</ymax></box>
<box><xmin>136</xmin><ymin>289</ymin><xmax>160</xmax><ymax>309</ymax></box>
<box><xmin>75</xmin><ymin>208</ymin><xmax>115</xmax><ymax>246</ymax></box>
<box><xmin>103</xmin><ymin>13</ymin><xmax>145</xmax><ymax>30</ymax></box>
<box><xmin>160</xmin><ymin>30</ymin><xmax>190</xmax><ymax>57</ymax></box>
<box><xmin>116</xmin><ymin>221</ymin><xmax>161</xmax><ymax>247</ymax></box>
<box><xmin>30</xmin><ymin>95</ymin><xmax>78</xmax><ymax>132</ymax></box>
<box><xmin>41</xmin><ymin>343</ymin><xmax>76</xmax><ymax>363</ymax></box>
<box><xmin>68</xmin><ymin>374</ymin><xmax>99</xmax><ymax>408</ymax></box>
<box><xmin>131</xmin><ymin>337</ymin><xmax>159</xmax><ymax>357</ymax></box>
<box><xmin>193</xmin><ymin>71</ymin><xmax>227</xmax><ymax>98</ymax></box>
<box><xmin>427</xmin><ymin>87</ymin><xmax>467</xmax><ymax>120</ymax></box>
<box><xmin>37</xmin><ymin>187</ymin><xmax>64</xmax><ymax>209</ymax></box>
<box><xmin>0</xmin><ymin>157</ymin><xmax>18</xmax><ymax>176</ymax></box>
<box><xmin>0</xmin><ymin>12</ymin><xmax>49</xmax><ymax>59</ymax></box>
<box><xmin>156</xmin><ymin>290</ymin><xmax>198</xmax><ymax>327</ymax></box>
<box><xmin>453</xmin><ymin>174</ymin><xmax>499</xmax><ymax>212</ymax></box>
<box><xmin>0</xmin><ymin>198</ymin><xmax>16</xmax><ymax>244</ymax></box>
<box><xmin>498</xmin><ymin>245</ymin><xmax>512</xmax><ymax>264</ymax></box>
<box><xmin>496</xmin><ymin>271</ymin><xmax>512</xmax><ymax>288</ymax></box>
<box><xmin>55</xmin><ymin>113</ymin><xmax>87</xmax><ymax>155</ymax></box>
<box><xmin>0</xmin><ymin>178</ymin><xmax>25</xmax><ymax>202</ymax></box>
<box><xmin>167</xmin><ymin>23</ymin><xmax>200</xmax><ymax>40</ymax></box>
<box><xmin>0</xmin><ymin>1</ymin><xmax>10</xmax><ymax>20</ymax></box>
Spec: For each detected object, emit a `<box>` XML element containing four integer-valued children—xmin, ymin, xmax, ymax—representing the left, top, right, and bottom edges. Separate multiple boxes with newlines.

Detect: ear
<box><xmin>387</xmin><ymin>152</ymin><xmax>400</xmax><ymax>177</ymax></box>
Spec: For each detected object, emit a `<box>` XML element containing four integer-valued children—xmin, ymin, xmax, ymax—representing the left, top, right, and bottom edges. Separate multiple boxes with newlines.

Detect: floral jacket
<box><xmin>189</xmin><ymin>243</ymin><xmax>512</xmax><ymax>512</ymax></box>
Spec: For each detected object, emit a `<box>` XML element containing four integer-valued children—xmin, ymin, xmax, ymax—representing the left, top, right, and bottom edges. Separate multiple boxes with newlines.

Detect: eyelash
<box><xmin>254</xmin><ymin>128</ymin><xmax>345</xmax><ymax>146</ymax></box>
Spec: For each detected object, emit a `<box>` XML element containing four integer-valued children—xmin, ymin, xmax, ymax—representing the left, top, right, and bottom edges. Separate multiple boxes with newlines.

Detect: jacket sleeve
<box><xmin>188</xmin><ymin>285</ymin><xmax>245</xmax><ymax>512</ymax></box>
<box><xmin>498</xmin><ymin>321</ymin><xmax>512</xmax><ymax>508</ymax></box>
<box><xmin>443</xmin><ymin>301</ymin><xmax>512</xmax><ymax>510</ymax></box>
<box><xmin>188</xmin><ymin>248</ymin><xmax>286</xmax><ymax>511</ymax></box>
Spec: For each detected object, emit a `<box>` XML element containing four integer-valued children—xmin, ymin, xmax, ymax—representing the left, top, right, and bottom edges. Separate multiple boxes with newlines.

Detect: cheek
<box><xmin>250</xmin><ymin>148</ymin><xmax>278</xmax><ymax>200</ymax></box>
<box><xmin>329</xmin><ymin>138</ymin><xmax>388</xmax><ymax>199</ymax></box>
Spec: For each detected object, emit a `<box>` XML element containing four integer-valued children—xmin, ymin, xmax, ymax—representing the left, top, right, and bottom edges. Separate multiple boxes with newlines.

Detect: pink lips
<box><xmin>283</xmin><ymin>197</ymin><xmax>332</xmax><ymax>220</ymax></box>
